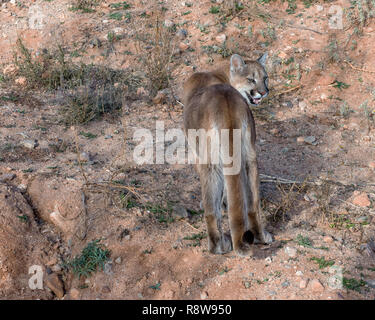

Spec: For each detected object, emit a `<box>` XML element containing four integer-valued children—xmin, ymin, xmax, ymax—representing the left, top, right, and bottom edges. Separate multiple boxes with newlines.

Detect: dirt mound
<box><xmin>27</xmin><ymin>176</ymin><xmax>87</xmax><ymax>240</ymax></box>
<box><xmin>0</xmin><ymin>183</ymin><xmax>51</xmax><ymax>299</ymax></box>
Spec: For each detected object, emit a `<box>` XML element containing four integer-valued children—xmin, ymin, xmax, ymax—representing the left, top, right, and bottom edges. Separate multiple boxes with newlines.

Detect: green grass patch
<box><xmin>64</xmin><ymin>239</ymin><xmax>110</xmax><ymax>278</ymax></box>
<box><xmin>310</xmin><ymin>256</ymin><xmax>335</xmax><ymax>269</ymax></box>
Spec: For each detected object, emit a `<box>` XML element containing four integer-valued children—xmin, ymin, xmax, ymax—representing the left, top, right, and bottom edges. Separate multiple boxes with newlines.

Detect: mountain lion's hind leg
<box><xmin>199</xmin><ymin>165</ymin><xmax>232</xmax><ymax>254</ymax></box>
<box><xmin>247</xmin><ymin>155</ymin><xmax>273</xmax><ymax>244</ymax></box>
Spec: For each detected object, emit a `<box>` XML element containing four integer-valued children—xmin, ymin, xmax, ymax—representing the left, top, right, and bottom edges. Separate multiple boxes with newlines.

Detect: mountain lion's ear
<box><xmin>230</xmin><ymin>54</ymin><xmax>245</xmax><ymax>74</ymax></box>
<box><xmin>257</xmin><ymin>52</ymin><xmax>268</xmax><ymax>68</ymax></box>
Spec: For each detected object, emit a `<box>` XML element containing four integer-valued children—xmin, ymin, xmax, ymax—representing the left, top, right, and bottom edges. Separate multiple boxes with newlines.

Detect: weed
<box><xmin>79</xmin><ymin>131</ymin><xmax>97</xmax><ymax>139</ymax></box>
<box><xmin>209</xmin><ymin>6</ymin><xmax>220</xmax><ymax>14</ymax></box>
<box><xmin>17</xmin><ymin>215</ymin><xmax>29</xmax><ymax>223</ymax></box>
<box><xmin>149</xmin><ymin>282</ymin><xmax>161</xmax><ymax>290</ymax></box>
<box><xmin>333</xmin><ymin>81</ymin><xmax>350</xmax><ymax>90</ymax></box>
<box><xmin>70</xmin><ymin>0</ymin><xmax>100</xmax><ymax>13</ymax></box>
<box><xmin>343</xmin><ymin>277</ymin><xmax>366</xmax><ymax>292</ymax></box>
<box><xmin>184</xmin><ymin>232</ymin><xmax>207</xmax><ymax>247</ymax></box>
<box><xmin>64</xmin><ymin>239</ymin><xmax>110</xmax><ymax>278</ymax></box>
<box><xmin>310</xmin><ymin>256</ymin><xmax>335</xmax><ymax>269</ymax></box>
<box><xmin>296</xmin><ymin>234</ymin><xmax>313</xmax><ymax>248</ymax></box>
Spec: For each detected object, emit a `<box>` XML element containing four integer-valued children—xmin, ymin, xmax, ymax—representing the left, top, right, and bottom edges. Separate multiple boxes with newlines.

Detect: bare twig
<box><xmin>344</xmin><ymin>60</ymin><xmax>375</xmax><ymax>74</ymax></box>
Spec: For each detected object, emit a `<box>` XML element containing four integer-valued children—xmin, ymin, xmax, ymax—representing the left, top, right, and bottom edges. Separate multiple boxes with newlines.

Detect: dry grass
<box><xmin>134</xmin><ymin>7</ymin><xmax>176</xmax><ymax>96</ymax></box>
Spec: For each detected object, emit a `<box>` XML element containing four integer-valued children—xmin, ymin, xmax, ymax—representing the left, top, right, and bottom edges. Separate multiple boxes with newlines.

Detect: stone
<box><xmin>284</xmin><ymin>246</ymin><xmax>297</xmax><ymax>258</ymax></box>
<box><xmin>317</xmin><ymin>74</ymin><xmax>335</xmax><ymax>86</ymax></box>
<box><xmin>176</xmin><ymin>29</ymin><xmax>188</xmax><ymax>39</ymax></box>
<box><xmin>179</xmin><ymin>42</ymin><xmax>189</xmax><ymax>51</ymax></box>
<box><xmin>137</xmin><ymin>87</ymin><xmax>147</xmax><ymax>97</ymax></box>
<box><xmin>45</xmin><ymin>273</ymin><xmax>64</xmax><ymax>299</ymax></box>
<box><xmin>281</xmin><ymin>280</ymin><xmax>290</xmax><ymax>288</ymax></box>
<box><xmin>3</xmin><ymin>64</ymin><xmax>18</xmax><ymax>76</ymax></box>
<box><xmin>299</xmin><ymin>278</ymin><xmax>308</xmax><ymax>289</ymax></box>
<box><xmin>102</xmin><ymin>286</ymin><xmax>111</xmax><ymax>293</ymax></box>
<box><xmin>215</xmin><ymin>34</ymin><xmax>226</xmax><ymax>44</ymax></box>
<box><xmin>15</xmin><ymin>77</ymin><xmax>27</xmax><ymax>86</ymax></box>
<box><xmin>104</xmin><ymin>262</ymin><xmax>113</xmax><ymax>275</ymax></box>
<box><xmin>79</xmin><ymin>152</ymin><xmax>90</xmax><ymax>162</ymax></box>
<box><xmin>365</xmin><ymin>279</ymin><xmax>375</xmax><ymax>289</ymax></box>
<box><xmin>0</xmin><ymin>173</ymin><xmax>16</xmax><ymax>183</ymax></box>
<box><xmin>299</xmin><ymin>101</ymin><xmax>307</xmax><ymax>111</ymax></box>
<box><xmin>355</xmin><ymin>216</ymin><xmax>370</xmax><ymax>224</ymax></box>
<box><xmin>152</xmin><ymin>91</ymin><xmax>167</xmax><ymax>104</ymax></box>
<box><xmin>309</xmin><ymin>279</ymin><xmax>324</xmax><ymax>293</ymax></box>
<box><xmin>278</xmin><ymin>51</ymin><xmax>287</xmax><ymax>59</ymax></box>
<box><xmin>304</xmin><ymin>136</ymin><xmax>317</xmax><ymax>145</ymax></box>
<box><xmin>297</xmin><ymin>136</ymin><xmax>305</xmax><ymax>143</ymax></box>
<box><xmin>296</xmin><ymin>271</ymin><xmax>303</xmax><ymax>277</ymax></box>
<box><xmin>323</xmin><ymin>236</ymin><xmax>333</xmax><ymax>243</ymax></box>
<box><xmin>352</xmin><ymin>193</ymin><xmax>371</xmax><ymax>207</ymax></box>
<box><xmin>200</xmin><ymin>291</ymin><xmax>208</xmax><ymax>299</ymax></box>
<box><xmin>69</xmin><ymin>288</ymin><xmax>80</xmax><ymax>300</ymax></box>
<box><xmin>115</xmin><ymin>257</ymin><xmax>122</xmax><ymax>264</ymax></box>
<box><xmin>21</xmin><ymin>139</ymin><xmax>38</xmax><ymax>149</ymax></box>
<box><xmin>265</xmin><ymin>256</ymin><xmax>272</xmax><ymax>264</ymax></box>
<box><xmin>164</xmin><ymin>19</ymin><xmax>174</xmax><ymax>28</ymax></box>
<box><xmin>172</xmin><ymin>205</ymin><xmax>189</xmax><ymax>218</ymax></box>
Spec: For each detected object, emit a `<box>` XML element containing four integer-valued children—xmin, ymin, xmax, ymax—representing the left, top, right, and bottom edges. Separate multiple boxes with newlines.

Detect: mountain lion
<box><xmin>183</xmin><ymin>53</ymin><xmax>272</xmax><ymax>257</ymax></box>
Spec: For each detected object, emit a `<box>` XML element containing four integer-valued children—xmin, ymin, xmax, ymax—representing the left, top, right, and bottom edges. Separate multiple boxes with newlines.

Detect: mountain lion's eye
<box><xmin>248</xmin><ymin>78</ymin><xmax>255</xmax><ymax>84</ymax></box>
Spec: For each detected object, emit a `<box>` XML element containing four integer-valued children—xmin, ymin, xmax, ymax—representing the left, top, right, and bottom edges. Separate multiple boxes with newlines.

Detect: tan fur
<box><xmin>183</xmin><ymin>54</ymin><xmax>272</xmax><ymax>257</ymax></box>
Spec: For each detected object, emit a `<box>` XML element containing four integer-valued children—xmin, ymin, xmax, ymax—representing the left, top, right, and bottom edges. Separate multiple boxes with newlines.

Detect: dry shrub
<box><xmin>134</xmin><ymin>8</ymin><xmax>175</xmax><ymax>96</ymax></box>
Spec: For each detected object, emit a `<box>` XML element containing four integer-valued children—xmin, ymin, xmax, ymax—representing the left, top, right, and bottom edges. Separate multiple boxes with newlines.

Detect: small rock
<box><xmin>137</xmin><ymin>87</ymin><xmax>147</xmax><ymax>97</ymax></box>
<box><xmin>299</xmin><ymin>278</ymin><xmax>308</xmax><ymax>289</ymax></box>
<box><xmin>278</xmin><ymin>51</ymin><xmax>287</xmax><ymax>59</ymax></box>
<box><xmin>281</xmin><ymin>101</ymin><xmax>293</xmax><ymax>108</ymax></box>
<box><xmin>79</xmin><ymin>152</ymin><xmax>90</xmax><ymax>162</ymax></box>
<box><xmin>352</xmin><ymin>193</ymin><xmax>371</xmax><ymax>207</ymax></box>
<box><xmin>317</xmin><ymin>74</ymin><xmax>335</xmax><ymax>86</ymax></box>
<box><xmin>15</xmin><ymin>76</ymin><xmax>27</xmax><ymax>86</ymax></box>
<box><xmin>281</xmin><ymin>280</ymin><xmax>290</xmax><ymax>288</ymax></box>
<box><xmin>0</xmin><ymin>173</ymin><xmax>16</xmax><ymax>182</ymax></box>
<box><xmin>51</xmin><ymin>264</ymin><xmax>62</xmax><ymax>273</ymax></box>
<box><xmin>299</xmin><ymin>100</ymin><xmax>307</xmax><ymax>111</ymax></box>
<box><xmin>265</xmin><ymin>256</ymin><xmax>272</xmax><ymax>264</ymax></box>
<box><xmin>89</xmin><ymin>37</ymin><xmax>102</xmax><ymax>48</ymax></box>
<box><xmin>309</xmin><ymin>279</ymin><xmax>324</xmax><ymax>293</ymax></box>
<box><xmin>323</xmin><ymin>236</ymin><xmax>333</xmax><ymax>243</ymax></box>
<box><xmin>45</xmin><ymin>273</ymin><xmax>64</xmax><ymax>299</ymax></box>
<box><xmin>69</xmin><ymin>288</ymin><xmax>81</xmax><ymax>300</ymax></box>
<box><xmin>297</xmin><ymin>136</ymin><xmax>305</xmax><ymax>143</ymax></box>
<box><xmin>179</xmin><ymin>42</ymin><xmax>189</xmax><ymax>51</ymax></box>
<box><xmin>3</xmin><ymin>64</ymin><xmax>18</xmax><ymax>76</ymax></box>
<box><xmin>355</xmin><ymin>216</ymin><xmax>370</xmax><ymax>224</ymax></box>
<box><xmin>215</xmin><ymin>34</ymin><xmax>226</xmax><ymax>44</ymax></box>
<box><xmin>284</xmin><ymin>246</ymin><xmax>297</xmax><ymax>258</ymax></box>
<box><xmin>115</xmin><ymin>257</ymin><xmax>122</xmax><ymax>264</ymax></box>
<box><xmin>176</xmin><ymin>29</ymin><xmax>188</xmax><ymax>39</ymax></box>
<box><xmin>21</xmin><ymin>139</ymin><xmax>38</xmax><ymax>149</ymax></box>
<box><xmin>244</xmin><ymin>281</ymin><xmax>251</xmax><ymax>289</ymax></box>
<box><xmin>304</xmin><ymin>136</ymin><xmax>317</xmax><ymax>145</ymax></box>
<box><xmin>152</xmin><ymin>91</ymin><xmax>167</xmax><ymax>104</ymax></box>
<box><xmin>104</xmin><ymin>262</ymin><xmax>113</xmax><ymax>275</ymax></box>
<box><xmin>369</xmin><ymin>161</ymin><xmax>375</xmax><ymax>169</ymax></box>
<box><xmin>164</xmin><ymin>19</ymin><xmax>174</xmax><ymax>28</ymax></box>
<box><xmin>102</xmin><ymin>286</ymin><xmax>111</xmax><ymax>294</ymax></box>
<box><xmin>365</xmin><ymin>279</ymin><xmax>375</xmax><ymax>289</ymax></box>
<box><xmin>200</xmin><ymin>291</ymin><xmax>208</xmax><ymax>299</ymax></box>
<box><xmin>296</xmin><ymin>271</ymin><xmax>303</xmax><ymax>277</ymax></box>
<box><xmin>172</xmin><ymin>205</ymin><xmax>189</xmax><ymax>218</ymax></box>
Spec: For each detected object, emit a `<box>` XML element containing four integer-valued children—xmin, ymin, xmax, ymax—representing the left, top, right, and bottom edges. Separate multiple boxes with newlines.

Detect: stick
<box><xmin>344</xmin><ymin>60</ymin><xmax>375</xmax><ymax>74</ymax></box>
<box><xmin>274</xmin><ymin>85</ymin><xmax>302</xmax><ymax>96</ymax></box>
